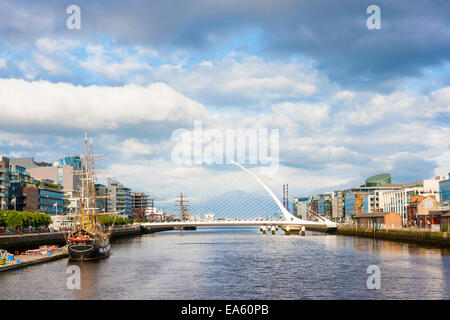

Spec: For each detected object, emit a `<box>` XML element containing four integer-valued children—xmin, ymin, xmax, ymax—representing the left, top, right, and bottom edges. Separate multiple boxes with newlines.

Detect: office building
<box><xmin>28</xmin><ymin>165</ymin><xmax>79</xmax><ymax>191</ymax></box>
<box><xmin>379</xmin><ymin>177</ymin><xmax>444</xmax><ymax>223</ymax></box>
<box><xmin>439</xmin><ymin>173</ymin><xmax>450</xmax><ymax>203</ymax></box>
<box><xmin>38</xmin><ymin>186</ymin><xmax>65</xmax><ymax>215</ymax></box>
<box><xmin>293</xmin><ymin>197</ymin><xmax>309</xmax><ymax>220</ymax></box>
<box><xmin>107</xmin><ymin>178</ymin><xmax>132</xmax><ymax>218</ymax></box>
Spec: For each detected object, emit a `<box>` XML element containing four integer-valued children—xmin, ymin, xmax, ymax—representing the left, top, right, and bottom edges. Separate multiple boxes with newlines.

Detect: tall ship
<box><xmin>67</xmin><ymin>134</ymin><xmax>116</xmax><ymax>261</ymax></box>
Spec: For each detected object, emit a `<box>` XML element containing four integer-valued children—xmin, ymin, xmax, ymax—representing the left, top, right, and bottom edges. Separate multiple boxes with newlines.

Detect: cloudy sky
<box><xmin>0</xmin><ymin>1</ymin><xmax>449</xmax><ymax>216</ymax></box>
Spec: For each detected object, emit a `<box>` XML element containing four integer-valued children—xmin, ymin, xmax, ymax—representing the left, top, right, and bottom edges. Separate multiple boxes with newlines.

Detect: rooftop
<box><xmin>366</xmin><ymin>173</ymin><xmax>391</xmax><ymax>183</ymax></box>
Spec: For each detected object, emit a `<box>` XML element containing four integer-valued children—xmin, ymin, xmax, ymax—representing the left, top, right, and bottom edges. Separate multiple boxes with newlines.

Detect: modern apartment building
<box><xmin>8</xmin><ymin>164</ymin><xmax>40</xmax><ymax>211</ymax></box>
<box><xmin>107</xmin><ymin>178</ymin><xmax>132</xmax><ymax>218</ymax></box>
<box><xmin>9</xmin><ymin>182</ymin><xmax>39</xmax><ymax>212</ymax></box>
<box><xmin>0</xmin><ymin>156</ymin><xmax>10</xmax><ymax>210</ymax></box>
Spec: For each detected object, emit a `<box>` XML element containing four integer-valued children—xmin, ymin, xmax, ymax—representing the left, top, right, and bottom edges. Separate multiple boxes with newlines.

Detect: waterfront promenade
<box><xmin>306</xmin><ymin>225</ymin><xmax>450</xmax><ymax>246</ymax></box>
<box><xmin>0</xmin><ymin>225</ymin><xmax>148</xmax><ymax>250</ymax></box>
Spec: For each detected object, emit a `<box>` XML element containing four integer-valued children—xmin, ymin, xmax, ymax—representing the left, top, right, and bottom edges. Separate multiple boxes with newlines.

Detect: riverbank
<box><xmin>0</xmin><ymin>225</ymin><xmax>175</xmax><ymax>273</ymax></box>
<box><xmin>0</xmin><ymin>247</ymin><xmax>68</xmax><ymax>273</ymax></box>
<box><xmin>306</xmin><ymin>225</ymin><xmax>450</xmax><ymax>246</ymax></box>
<box><xmin>0</xmin><ymin>225</ymin><xmax>175</xmax><ymax>251</ymax></box>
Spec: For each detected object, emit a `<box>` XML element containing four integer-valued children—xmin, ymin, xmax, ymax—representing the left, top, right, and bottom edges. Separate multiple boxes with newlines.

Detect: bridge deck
<box><xmin>139</xmin><ymin>220</ymin><xmax>335</xmax><ymax>228</ymax></box>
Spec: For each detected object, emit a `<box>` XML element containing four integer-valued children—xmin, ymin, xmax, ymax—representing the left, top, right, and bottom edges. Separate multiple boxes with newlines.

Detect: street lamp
<box><xmin>11</xmin><ymin>198</ymin><xmax>16</xmax><ymax>211</ymax></box>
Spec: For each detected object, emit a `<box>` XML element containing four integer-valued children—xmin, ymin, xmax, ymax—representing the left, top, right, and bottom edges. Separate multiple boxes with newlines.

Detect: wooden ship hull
<box><xmin>68</xmin><ymin>238</ymin><xmax>110</xmax><ymax>261</ymax></box>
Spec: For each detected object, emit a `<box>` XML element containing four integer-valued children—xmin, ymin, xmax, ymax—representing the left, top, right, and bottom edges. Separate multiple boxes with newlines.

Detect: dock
<box><xmin>0</xmin><ymin>246</ymin><xmax>68</xmax><ymax>273</ymax></box>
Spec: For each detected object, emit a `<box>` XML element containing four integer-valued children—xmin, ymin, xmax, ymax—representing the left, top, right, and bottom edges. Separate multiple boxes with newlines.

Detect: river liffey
<box><xmin>1</xmin><ymin>227</ymin><xmax>449</xmax><ymax>299</ymax></box>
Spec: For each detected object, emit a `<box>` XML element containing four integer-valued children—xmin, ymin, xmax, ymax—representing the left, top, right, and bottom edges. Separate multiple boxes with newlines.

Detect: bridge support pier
<box><xmin>261</xmin><ymin>226</ymin><xmax>267</xmax><ymax>235</ymax></box>
<box><xmin>283</xmin><ymin>226</ymin><xmax>300</xmax><ymax>235</ymax></box>
<box><xmin>271</xmin><ymin>226</ymin><xmax>276</xmax><ymax>235</ymax></box>
<box><xmin>301</xmin><ymin>226</ymin><xmax>306</xmax><ymax>236</ymax></box>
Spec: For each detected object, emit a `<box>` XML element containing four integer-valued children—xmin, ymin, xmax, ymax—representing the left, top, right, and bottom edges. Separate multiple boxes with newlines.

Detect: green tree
<box><xmin>6</xmin><ymin>211</ymin><xmax>24</xmax><ymax>229</ymax></box>
<box><xmin>0</xmin><ymin>210</ymin><xmax>52</xmax><ymax>228</ymax></box>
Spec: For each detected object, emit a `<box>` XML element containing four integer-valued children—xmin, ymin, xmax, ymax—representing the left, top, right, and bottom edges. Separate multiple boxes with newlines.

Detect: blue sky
<box><xmin>0</xmin><ymin>0</ymin><xmax>449</xmax><ymax>215</ymax></box>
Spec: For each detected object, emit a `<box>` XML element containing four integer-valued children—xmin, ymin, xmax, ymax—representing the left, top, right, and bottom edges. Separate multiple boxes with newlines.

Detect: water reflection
<box><xmin>0</xmin><ymin>227</ymin><xmax>449</xmax><ymax>300</ymax></box>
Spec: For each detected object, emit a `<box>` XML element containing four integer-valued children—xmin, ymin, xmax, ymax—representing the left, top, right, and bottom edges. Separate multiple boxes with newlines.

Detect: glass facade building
<box><xmin>344</xmin><ymin>193</ymin><xmax>355</xmax><ymax>217</ymax></box>
<box><xmin>318</xmin><ymin>199</ymin><xmax>325</xmax><ymax>215</ymax></box>
<box><xmin>365</xmin><ymin>173</ymin><xmax>391</xmax><ymax>187</ymax></box>
<box><xmin>39</xmin><ymin>188</ymin><xmax>65</xmax><ymax>214</ymax></box>
<box><xmin>440</xmin><ymin>178</ymin><xmax>450</xmax><ymax>202</ymax></box>
<box><xmin>50</xmin><ymin>156</ymin><xmax>82</xmax><ymax>170</ymax></box>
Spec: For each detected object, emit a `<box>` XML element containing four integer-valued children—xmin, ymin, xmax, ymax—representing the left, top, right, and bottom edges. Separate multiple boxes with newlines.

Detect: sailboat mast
<box><xmin>90</xmin><ymin>138</ymin><xmax>97</xmax><ymax>231</ymax></box>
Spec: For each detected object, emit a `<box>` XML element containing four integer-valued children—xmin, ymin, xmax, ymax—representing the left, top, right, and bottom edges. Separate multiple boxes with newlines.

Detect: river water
<box><xmin>1</xmin><ymin>227</ymin><xmax>449</xmax><ymax>299</ymax></box>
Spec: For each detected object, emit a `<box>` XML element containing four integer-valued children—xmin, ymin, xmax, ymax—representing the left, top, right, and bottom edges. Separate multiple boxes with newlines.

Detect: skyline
<box><xmin>0</xmin><ymin>0</ymin><xmax>449</xmax><ymax>207</ymax></box>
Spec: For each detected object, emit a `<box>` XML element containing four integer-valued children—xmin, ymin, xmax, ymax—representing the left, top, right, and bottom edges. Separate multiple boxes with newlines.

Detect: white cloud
<box><xmin>150</xmin><ymin>56</ymin><xmax>324</xmax><ymax>106</ymax></box>
<box><xmin>35</xmin><ymin>38</ymin><xmax>81</xmax><ymax>54</ymax></box>
<box><xmin>77</xmin><ymin>44</ymin><xmax>152</xmax><ymax>82</ymax></box>
<box><xmin>34</xmin><ymin>53</ymin><xmax>69</xmax><ymax>76</ymax></box>
<box><xmin>16</xmin><ymin>62</ymin><xmax>37</xmax><ymax>80</ymax></box>
<box><xmin>0</xmin><ymin>78</ymin><xmax>210</xmax><ymax>130</ymax></box>
<box><xmin>0</xmin><ymin>131</ymin><xmax>35</xmax><ymax>148</ymax></box>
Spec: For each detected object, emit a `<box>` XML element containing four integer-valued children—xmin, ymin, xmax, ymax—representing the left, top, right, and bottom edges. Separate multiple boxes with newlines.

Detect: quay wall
<box><xmin>306</xmin><ymin>225</ymin><xmax>450</xmax><ymax>246</ymax></box>
<box><xmin>0</xmin><ymin>232</ymin><xmax>66</xmax><ymax>250</ymax></box>
<box><xmin>0</xmin><ymin>225</ymin><xmax>175</xmax><ymax>251</ymax></box>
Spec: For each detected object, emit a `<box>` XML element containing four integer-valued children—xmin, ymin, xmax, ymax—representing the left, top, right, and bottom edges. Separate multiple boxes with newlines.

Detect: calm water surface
<box><xmin>1</xmin><ymin>227</ymin><xmax>449</xmax><ymax>299</ymax></box>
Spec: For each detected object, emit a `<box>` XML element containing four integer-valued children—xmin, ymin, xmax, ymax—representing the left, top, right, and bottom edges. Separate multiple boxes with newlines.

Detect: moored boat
<box><xmin>67</xmin><ymin>133</ymin><xmax>117</xmax><ymax>261</ymax></box>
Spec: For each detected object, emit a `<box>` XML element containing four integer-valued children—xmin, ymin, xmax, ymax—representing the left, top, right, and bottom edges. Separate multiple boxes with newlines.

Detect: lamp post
<box><xmin>11</xmin><ymin>198</ymin><xmax>16</xmax><ymax>211</ymax></box>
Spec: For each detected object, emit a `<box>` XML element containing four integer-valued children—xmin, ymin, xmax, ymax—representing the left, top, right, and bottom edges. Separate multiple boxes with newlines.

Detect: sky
<box><xmin>0</xmin><ymin>1</ymin><xmax>449</xmax><ymax>216</ymax></box>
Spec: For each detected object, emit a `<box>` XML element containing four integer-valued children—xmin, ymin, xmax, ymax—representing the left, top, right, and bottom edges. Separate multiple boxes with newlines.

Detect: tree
<box><xmin>0</xmin><ymin>210</ymin><xmax>52</xmax><ymax>228</ymax></box>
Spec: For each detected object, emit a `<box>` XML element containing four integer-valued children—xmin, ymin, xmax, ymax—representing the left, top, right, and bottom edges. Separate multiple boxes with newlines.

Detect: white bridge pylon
<box><xmin>140</xmin><ymin>161</ymin><xmax>337</xmax><ymax>229</ymax></box>
<box><xmin>230</xmin><ymin>160</ymin><xmax>336</xmax><ymax>228</ymax></box>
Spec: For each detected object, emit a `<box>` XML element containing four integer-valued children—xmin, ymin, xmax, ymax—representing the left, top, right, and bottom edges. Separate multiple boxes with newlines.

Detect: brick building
<box><xmin>353</xmin><ymin>211</ymin><xmax>403</xmax><ymax>229</ymax></box>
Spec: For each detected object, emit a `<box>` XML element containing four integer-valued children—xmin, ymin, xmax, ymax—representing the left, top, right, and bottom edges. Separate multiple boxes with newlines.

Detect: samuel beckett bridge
<box><xmin>139</xmin><ymin>161</ymin><xmax>337</xmax><ymax>235</ymax></box>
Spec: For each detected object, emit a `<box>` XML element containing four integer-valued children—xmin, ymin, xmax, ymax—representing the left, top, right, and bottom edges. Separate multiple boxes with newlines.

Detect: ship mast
<box><xmin>70</xmin><ymin>132</ymin><xmax>118</xmax><ymax>238</ymax></box>
<box><xmin>78</xmin><ymin>133</ymin><xmax>103</xmax><ymax>233</ymax></box>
